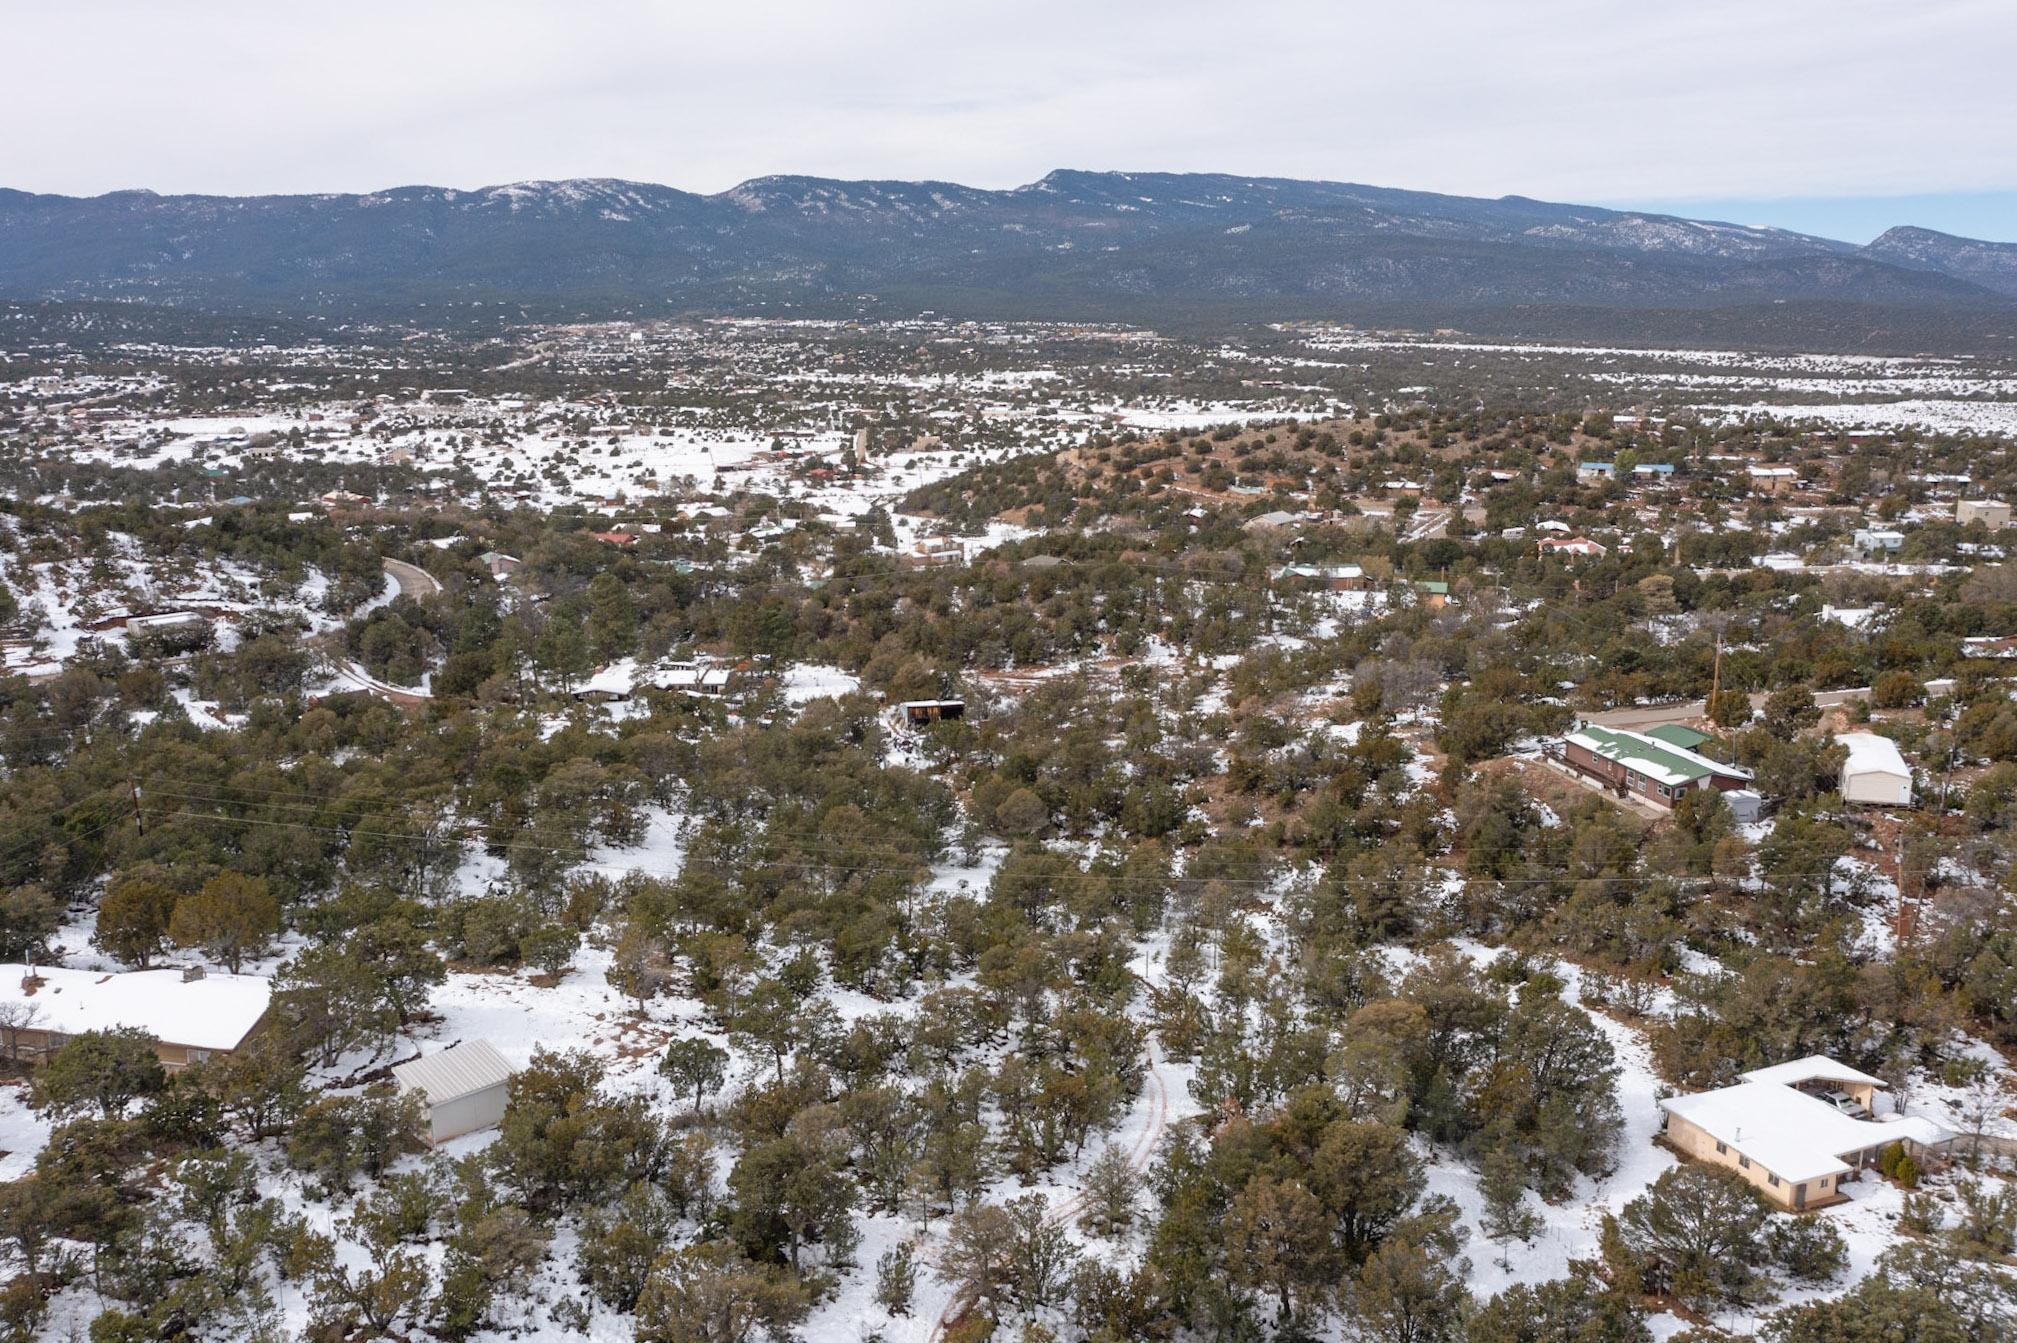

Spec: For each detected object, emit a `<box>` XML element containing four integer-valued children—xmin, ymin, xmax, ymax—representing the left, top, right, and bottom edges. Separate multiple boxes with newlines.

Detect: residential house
<box><xmin>1537</xmin><ymin>536</ymin><xmax>1608</xmax><ymax>559</ymax></box>
<box><xmin>906</xmin><ymin>536</ymin><xmax>965</xmax><ymax>568</ymax></box>
<box><xmin>1957</xmin><ymin>499</ymin><xmax>2012</xmax><ymax>528</ymax></box>
<box><xmin>1660</xmin><ymin>1056</ymin><xmax>1951</xmax><ymax>1210</ymax></box>
<box><xmin>1243</xmin><ymin>510</ymin><xmax>1302</xmax><ymax>533</ymax></box>
<box><xmin>1852</xmin><ymin>528</ymin><xmax>1905</xmax><ymax>557</ymax></box>
<box><xmin>1274</xmin><ymin>563</ymin><xmax>1369</xmax><ymax>591</ymax></box>
<box><xmin>1749</xmin><ymin>466</ymin><xmax>1798</xmax><ymax>494</ymax></box>
<box><xmin>0</xmin><ymin>964</ymin><xmax>271</xmax><ymax>1070</ymax></box>
<box><xmin>1558</xmin><ymin>723</ymin><xmax>1755</xmax><ymax>808</ymax></box>
<box><xmin>1837</xmin><ymin>732</ymin><xmax>1913</xmax><ymax>807</ymax></box>
<box><xmin>1577</xmin><ymin>461</ymin><xmax>1616</xmax><ymax>480</ymax></box>
<box><xmin>479</xmin><ymin>551</ymin><xmax>521</xmax><ymax>578</ymax></box>
<box><xmin>657</xmin><ymin>663</ymin><xmax>734</xmax><ymax>697</ymax></box>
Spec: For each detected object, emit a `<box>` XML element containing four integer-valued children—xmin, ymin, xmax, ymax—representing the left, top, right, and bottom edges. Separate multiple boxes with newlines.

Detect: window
<box><xmin>1739</xmin><ymin>1155</ymin><xmax>1751</xmax><ymax>1169</ymax></box>
<box><xmin>186</xmin><ymin>1048</ymin><xmax>211</xmax><ymax>1064</ymax></box>
<box><xmin>1715</xmin><ymin>1140</ymin><xmax>1727</xmax><ymax>1155</ymax></box>
<box><xmin>1769</xmin><ymin>1173</ymin><xmax>1780</xmax><ymax>1187</ymax></box>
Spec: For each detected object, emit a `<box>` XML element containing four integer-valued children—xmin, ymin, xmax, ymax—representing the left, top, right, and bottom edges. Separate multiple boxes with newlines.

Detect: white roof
<box><xmin>1663</xmin><ymin>1076</ymin><xmax>1949</xmax><ymax>1184</ymax></box>
<box><xmin>1740</xmin><ymin>1055</ymin><xmax>1887</xmax><ymax>1089</ymax></box>
<box><xmin>580</xmin><ymin>658</ymin><xmax>640</xmax><ymax>697</ymax></box>
<box><xmin>0</xmin><ymin>963</ymin><xmax>270</xmax><ymax>1052</ymax></box>
<box><xmin>655</xmin><ymin>666</ymin><xmax>731</xmax><ymax>690</ymax></box>
<box><xmin>393</xmin><ymin>1039</ymin><xmax>515</xmax><ymax>1103</ymax></box>
<box><xmin>1837</xmin><ymin>732</ymin><xmax>1910</xmax><ymax>779</ymax></box>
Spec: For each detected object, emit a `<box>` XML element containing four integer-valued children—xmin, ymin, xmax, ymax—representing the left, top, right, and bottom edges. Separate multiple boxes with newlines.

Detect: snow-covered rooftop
<box><xmin>1836</xmin><ymin>732</ymin><xmax>1909</xmax><ymax>779</ymax></box>
<box><xmin>0</xmin><ymin>963</ymin><xmax>271</xmax><ymax>1053</ymax></box>
<box><xmin>1663</xmin><ymin>1056</ymin><xmax>1950</xmax><ymax>1184</ymax></box>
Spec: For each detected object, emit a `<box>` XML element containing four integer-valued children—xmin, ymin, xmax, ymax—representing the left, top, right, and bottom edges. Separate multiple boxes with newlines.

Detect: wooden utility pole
<box><xmin>1708</xmin><ymin>630</ymin><xmax>1724</xmax><ymax>719</ymax></box>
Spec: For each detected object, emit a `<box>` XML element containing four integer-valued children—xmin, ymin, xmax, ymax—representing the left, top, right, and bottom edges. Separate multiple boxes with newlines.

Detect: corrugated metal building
<box><xmin>393</xmin><ymin>1040</ymin><xmax>516</xmax><ymax>1144</ymax></box>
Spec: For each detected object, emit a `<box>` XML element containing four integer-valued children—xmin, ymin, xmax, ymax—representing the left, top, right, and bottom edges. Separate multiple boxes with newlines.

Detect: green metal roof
<box><xmin>1644</xmin><ymin>723</ymin><xmax>1713</xmax><ymax>751</ymax></box>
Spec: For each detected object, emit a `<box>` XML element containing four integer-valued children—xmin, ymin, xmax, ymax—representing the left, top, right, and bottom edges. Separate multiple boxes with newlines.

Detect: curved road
<box><xmin>382</xmin><ymin>558</ymin><xmax>442</xmax><ymax>599</ymax></box>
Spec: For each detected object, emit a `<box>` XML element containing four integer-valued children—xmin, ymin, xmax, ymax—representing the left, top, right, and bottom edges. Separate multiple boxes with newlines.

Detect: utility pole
<box><xmin>1706</xmin><ymin>629</ymin><xmax>1728</xmax><ymax>760</ymax></box>
<box><xmin>127</xmin><ymin>777</ymin><xmax>144</xmax><ymax>836</ymax></box>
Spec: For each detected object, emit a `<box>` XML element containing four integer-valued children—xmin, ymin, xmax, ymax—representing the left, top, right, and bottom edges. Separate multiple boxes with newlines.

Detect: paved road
<box><xmin>382</xmin><ymin>558</ymin><xmax>442</xmax><ymax>599</ymax></box>
<box><xmin>1587</xmin><ymin>686</ymin><xmax>1872</xmax><ymax>729</ymax></box>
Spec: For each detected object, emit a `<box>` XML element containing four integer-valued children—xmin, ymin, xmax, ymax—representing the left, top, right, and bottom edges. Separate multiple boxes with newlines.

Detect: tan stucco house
<box><xmin>0</xmin><ymin>963</ymin><xmax>272</xmax><ymax>1071</ymax></box>
<box><xmin>1659</xmin><ymin>1056</ymin><xmax>1951</xmax><ymax>1210</ymax></box>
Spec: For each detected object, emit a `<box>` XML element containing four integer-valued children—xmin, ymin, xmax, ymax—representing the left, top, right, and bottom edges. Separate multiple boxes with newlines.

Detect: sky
<box><xmin>8</xmin><ymin>0</ymin><xmax>2016</xmax><ymax>243</ymax></box>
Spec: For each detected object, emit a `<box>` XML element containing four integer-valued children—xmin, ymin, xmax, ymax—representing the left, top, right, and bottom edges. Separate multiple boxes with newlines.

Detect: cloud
<box><xmin>7</xmin><ymin>0</ymin><xmax>2013</xmax><ymax>205</ymax></box>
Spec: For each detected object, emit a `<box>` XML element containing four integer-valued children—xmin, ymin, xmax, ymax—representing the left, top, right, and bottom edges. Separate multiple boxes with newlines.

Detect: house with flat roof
<box><xmin>1957</xmin><ymin>500</ymin><xmax>2011</xmax><ymax>528</ymax></box>
<box><xmin>1558</xmin><ymin>723</ymin><xmax>1755</xmax><ymax>809</ymax></box>
<box><xmin>1660</xmin><ymin>1056</ymin><xmax>1951</xmax><ymax>1210</ymax></box>
<box><xmin>0</xmin><ymin>964</ymin><xmax>271</xmax><ymax>1070</ymax></box>
<box><xmin>1274</xmin><ymin>563</ymin><xmax>1368</xmax><ymax>591</ymax></box>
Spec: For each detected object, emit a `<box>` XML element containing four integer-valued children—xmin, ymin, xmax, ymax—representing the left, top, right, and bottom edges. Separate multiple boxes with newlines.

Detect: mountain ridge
<box><xmin>1</xmin><ymin>171</ymin><xmax>2011</xmax><ymax>335</ymax></box>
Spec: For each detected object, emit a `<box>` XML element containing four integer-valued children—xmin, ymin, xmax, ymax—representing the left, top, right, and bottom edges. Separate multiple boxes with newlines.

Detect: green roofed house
<box><xmin>1559</xmin><ymin>722</ymin><xmax>1762</xmax><ymax>818</ymax></box>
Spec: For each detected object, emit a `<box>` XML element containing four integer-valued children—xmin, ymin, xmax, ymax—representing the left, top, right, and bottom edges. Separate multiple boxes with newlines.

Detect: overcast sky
<box><xmin>10</xmin><ymin>0</ymin><xmax>2015</xmax><ymax>241</ymax></box>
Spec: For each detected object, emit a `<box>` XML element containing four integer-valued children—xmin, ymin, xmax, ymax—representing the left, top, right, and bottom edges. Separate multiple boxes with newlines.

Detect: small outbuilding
<box><xmin>393</xmin><ymin>1040</ymin><xmax>516</xmax><ymax>1144</ymax></box>
<box><xmin>900</xmin><ymin>699</ymin><xmax>965</xmax><ymax>726</ymax></box>
<box><xmin>1837</xmin><ymin>732</ymin><xmax>1913</xmax><ymax>807</ymax></box>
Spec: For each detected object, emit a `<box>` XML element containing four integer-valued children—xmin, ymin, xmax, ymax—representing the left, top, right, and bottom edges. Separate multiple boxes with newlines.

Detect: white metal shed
<box><xmin>392</xmin><ymin>1040</ymin><xmax>516</xmax><ymax>1144</ymax></box>
<box><xmin>1837</xmin><ymin>732</ymin><xmax>1913</xmax><ymax>807</ymax></box>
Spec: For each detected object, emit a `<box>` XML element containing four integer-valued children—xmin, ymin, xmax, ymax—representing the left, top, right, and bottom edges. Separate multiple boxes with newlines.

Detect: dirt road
<box><xmin>1586</xmin><ymin>685</ymin><xmax>1871</xmax><ymax>729</ymax></box>
<box><xmin>382</xmin><ymin>558</ymin><xmax>442</xmax><ymax>599</ymax></box>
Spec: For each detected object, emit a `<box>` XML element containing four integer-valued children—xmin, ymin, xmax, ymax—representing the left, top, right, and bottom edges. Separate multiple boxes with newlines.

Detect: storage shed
<box><xmin>393</xmin><ymin>1040</ymin><xmax>516</xmax><ymax>1144</ymax></box>
<box><xmin>1838</xmin><ymin>732</ymin><xmax>1913</xmax><ymax>807</ymax></box>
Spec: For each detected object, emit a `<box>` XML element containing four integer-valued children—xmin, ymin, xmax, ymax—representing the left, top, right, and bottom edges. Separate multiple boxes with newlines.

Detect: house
<box><xmin>1632</xmin><ymin>463</ymin><xmax>1678</xmax><ymax>480</ymax></box>
<box><xmin>656</xmin><ymin>663</ymin><xmax>734</xmax><ymax>696</ymax></box>
<box><xmin>899</xmin><ymin>699</ymin><xmax>964</xmax><ymax>726</ymax></box>
<box><xmin>1837</xmin><ymin>732</ymin><xmax>1913</xmax><ymax>806</ymax></box>
<box><xmin>1558</xmin><ymin>723</ymin><xmax>1755</xmax><ymax>807</ymax></box>
<box><xmin>1577</xmin><ymin>461</ymin><xmax>1616</xmax><ymax>479</ymax></box>
<box><xmin>906</xmin><ymin>536</ymin><xmax>965</xmax><ymax>568</ymax></box>
<box><xmin>1414</xmin><ymin>580</ymin><xmax>1451</xmax><ymax>610</ymax></box>
<box><xmin>1852</xmin><ymin>528</ymin><xmax>1905</xmax><ymax>557</ymax></box>
<box><xmin>1660</xmin><ymin>1056</ymin><xmax>1951</xmax><ymax>1210</ymax></box>
<box><xmin>1274</xmin><ymin>563</ymin><xmax>1368</xmax><ymax>591</ymax></box>
<box><xmin>393</xmin><ymin>1040</ymin><xmax>516</xmax><ymax>1145</ymax></box>
<box><xmin>575</xmin><ymin>659</ymin><xmax>640</xmax><ymax>703</ymax></box>
<box><xmin>0</xmin><ymin>964</ymin><xmax>271</xmax><ymax>1070</ymax></box>
<box><xmin>1749</xmin><ymin>466</ymin><xmax>1798</xmax><ymax>494</ymax></box>
<box><xmin>479</xmin><ymin>551</ymin><xmax>521</xmax><ymax>578</ymax></box>
<box><xmin>1243</xmin><ymin>510</ymin><xmax>1302</xmax><ymax>533</ymax></box>
<box><xmin>1957</xmin><ymin>499</ymin><xmax>2012</xmax><ymax>528</ymax></box>
<box><xmin>1537</xmin><ymin>536</ymin><xmax>1608</xmax><ymax>558</ymax></box>
<box><xmin>588</xmin><ymin>531</ymin><xmax>638</xmax><ymax>547</ymax></box>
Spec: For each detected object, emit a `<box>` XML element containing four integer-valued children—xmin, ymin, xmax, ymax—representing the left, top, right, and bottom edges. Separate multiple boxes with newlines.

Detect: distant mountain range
<box><xmin>2</xmin><ymin>171</ymin><xmax>2013</xmax><ymax>343</ymax></box>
